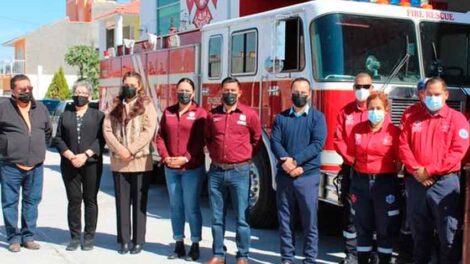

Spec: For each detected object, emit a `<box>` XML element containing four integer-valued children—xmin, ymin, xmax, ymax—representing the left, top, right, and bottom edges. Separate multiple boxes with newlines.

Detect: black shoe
<box><xmin>168</xmin><ymin>241</ymin><xmax>186</xmax><ymax>259</ymax></box>
<box><xmin>130</xmin><ymin>244</ymin><xmax>143</xmax><ymax>255</ymax></box>
<box><xmin>185</xmin><ymin>242</ymin><xmax>199</xmax><ymax>261</ymax></box>
<box><xmin>118</xmin><ymin>243</ymin><xmax>129</xmax><ymax>254</ymax></box>
<box><xmin>82</xmin><ymin>239</ymin><xmax>94</xmax><ymax>251</ymax></box>
<box><xmin>66</xmin><ymin>240</ymin><xmax>80</xmax><ymax>251</ymax></box>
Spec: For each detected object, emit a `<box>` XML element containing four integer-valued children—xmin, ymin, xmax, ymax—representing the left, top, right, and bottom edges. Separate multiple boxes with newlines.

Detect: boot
<box><xmin>185</xmin><ymin>242</ymin><xmax>200</xmax><ymax>261</ymax></box>
<box><xmin>168</xmin><ymin>240</ymin><xmax>186</xmax><ymax>259</ymax></box>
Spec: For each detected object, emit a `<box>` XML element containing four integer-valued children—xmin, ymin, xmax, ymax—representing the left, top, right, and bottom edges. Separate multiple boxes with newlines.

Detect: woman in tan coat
<box><xmin>103</xmin><ymin>71</ymin><xmax>157</xmax><ymax>255</ymax></box>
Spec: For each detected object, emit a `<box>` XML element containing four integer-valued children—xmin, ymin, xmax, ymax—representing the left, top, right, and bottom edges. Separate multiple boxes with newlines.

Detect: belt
<box><xmin>212</xmin><ymin>161</ymin><xmax>251</xmax><ymax>170</ymax></box>
<box><xmin>357</xmin><ymin>172</ymin><xmax>396</xmax><ymax>180</ymax></box>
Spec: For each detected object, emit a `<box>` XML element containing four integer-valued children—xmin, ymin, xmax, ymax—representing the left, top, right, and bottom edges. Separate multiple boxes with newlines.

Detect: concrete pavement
<box><xmin>0</xmin><ymin>149</ymin><xmax>344</xmax><ymax>264</ymax></box>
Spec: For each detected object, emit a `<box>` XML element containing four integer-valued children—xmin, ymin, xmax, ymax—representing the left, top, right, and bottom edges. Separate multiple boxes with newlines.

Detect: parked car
<box><xmin>38</xmin><ymin>99</ymin><xmax>61</xmax><ymax>115</ymax></box>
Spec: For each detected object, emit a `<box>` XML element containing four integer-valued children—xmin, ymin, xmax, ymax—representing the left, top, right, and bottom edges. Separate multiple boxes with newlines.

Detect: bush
<box><xmin>46</xmin><ymin>67</ymin><xmax>70</xmax><ymax>100</ymax></box>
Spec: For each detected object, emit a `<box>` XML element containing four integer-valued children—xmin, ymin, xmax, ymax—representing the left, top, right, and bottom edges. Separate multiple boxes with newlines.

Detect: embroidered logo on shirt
<box><xmin>213</xmin><ymin>117</ymin><xmax>222</xmax><ymax>122</ymax></box>
<box><xmin>412</xmin><ymin>122</ymin><xmax>422</xmax><ymax>133</ymax></box>
<box><xmin>187</xmin><ymin>111</ymin><xmax>196</xmax><ymax>120</ymax></box>
<box><xmin>441</xmin><ymin>123</ymin><xmax>450</xmax><ymax>132</ymax></box>
<box><xmin>383</xmin><ymin>136</ymin><xmax>392</xmax><ymax>145</ymax></box>
<box><xmin>385</xmin><ymin>194</ymin><xmax>395</xmax><ymax>204</ymax></box>
<box><xmin>354</xmin><ymin>133</ymin><xmax>362</xmax><ymax>145</ymax></box>
<box><xmin>237</xmin><ymin>114</ymin><xmax>247</xmax><ymax>126</ymax></box>
<box><xmin>345</xmin><ymin>115</ymin><xmax>354</xmax><ymax>125</ymax></box>
<box><xmin>459</xmin><ymin>128</ymin><xmax>469</xmax><ymax>139</ymax></box>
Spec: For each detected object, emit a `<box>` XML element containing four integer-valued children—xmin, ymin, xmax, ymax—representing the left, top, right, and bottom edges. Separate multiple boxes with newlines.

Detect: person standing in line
<box><xmin>395</xmin><ymin>78</ymin><xmax>427</xmax><ymax>264</ymax></box>
<box><xmin>156</xmin><ymin>78</ymin><xmax>207</xmax><ymax>261</ymax></box>
<box><xmin>103</xmin><ymin>71</ymin><xmax>157</xmax><ymax>255</ymax></box>
<box><xmin>399</xmin><ymin>77</ymin><xmax>469</xmax><ymax>264</ymax></box>
<box><xmin>271</xmin><ymin>77</ymin><xmax>327</xmax><ymax>264</ymax></box>
<box><xmin>54</xmin><ymin>80</ymin><xmax>105</xmax><ymax>251</ymax></box>
<box><xmin>334</xmin><ymin>72</ymin><xmax>372</xmax><ymax>264</ymax></box>
<box><xmin>0</xmin><ymin>74</ymin><xmax>51</xmax><ymax>252</ymax></box>
<box><xmin>203</xmin><ymin>77</ymin><xmax>262</xmax><ymax>264</ymax></box>
<box><xmin>345</xmin><ymin>92</ymin><xmax>401</xmax><ymax>264</ymax></box>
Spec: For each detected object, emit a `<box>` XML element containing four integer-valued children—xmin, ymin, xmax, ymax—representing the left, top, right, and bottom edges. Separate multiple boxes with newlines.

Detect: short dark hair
<box><xmin>221</xmin><ymin>76</ymin><xmax>240</xmax><ymax>88</ymax></box>
<box><xmin>290</xmin><ymin>77</ymin><xmax>311</xmax><ymax>89</ymax></box>
<box><xmin>425</xmin><ymin>76</ymin><xmax>447</xmax><ymax>91</ymax></box>
<box><xmin>10</xmin><ymin>74</ymin><xmax>30</xmax><ymax>90</ymax></box>
<box><xmin>177</xmin><ymin>77</ymin><xmax>195</xmax><ymax>91</ymax></box>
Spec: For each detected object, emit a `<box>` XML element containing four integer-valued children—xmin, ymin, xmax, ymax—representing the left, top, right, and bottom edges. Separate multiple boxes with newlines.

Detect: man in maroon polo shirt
<box><xmin>204</xmin><ymin>77</ymin><xmax>262</xmax><ymax>264</ymax></box>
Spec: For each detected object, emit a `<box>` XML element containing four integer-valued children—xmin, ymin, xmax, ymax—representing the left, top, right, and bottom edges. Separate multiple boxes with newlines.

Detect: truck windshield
<box><xmin>311</xmin><ymin>14</ymin><xmax>419</xmax><ymax>84</ymax></box>
<box><xmin>420</xmin><ymin>22</ymin><xmax>470</xmax><ymax>86</ymax></box>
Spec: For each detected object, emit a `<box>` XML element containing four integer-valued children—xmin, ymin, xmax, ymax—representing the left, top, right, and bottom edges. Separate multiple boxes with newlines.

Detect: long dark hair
<box><xmin>109</xmin><ymin>71</ymin><xmax>150</xmax><ymax>124</ymax></box>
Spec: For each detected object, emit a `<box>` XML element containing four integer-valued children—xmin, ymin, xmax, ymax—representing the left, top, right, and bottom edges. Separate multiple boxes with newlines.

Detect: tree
<box><xmin>45</xmin><ymin>67</ymin><xmax>70</xmax><ymax>100</ymax></box>
<box><xmin>65</xmin><ymin>45</ymin><xmax>99</xmax><ymax>98</ymax></box>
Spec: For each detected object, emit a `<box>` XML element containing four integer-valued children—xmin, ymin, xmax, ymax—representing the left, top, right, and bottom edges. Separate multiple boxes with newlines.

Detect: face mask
<box><xmin>121</xmin><ymin>85</ymin><xmax>137</xmax><ymax>99</ymax></box>
<box><xmin>72</xmin><ymin>96</ymin><xmax>89</xmax><ymax>107</ymax></box>
<box><xmin>355</xmin><ymin>88</ymin><xmax>370</xmax><ymax>102</ymax></box>
<box><xmin>16</xmin><ymin>92</ymin><xmax>33</xmax><ymax>103</ymax></box>
<box><xmin>424</xmin><ymin>95</ymin><xmax>444</xmax><ymax>112</ymax></box>
<box><xmin>177</xmin><ymin>92</ymin><xmax>192</xmax><ymax>105</ymax></box>
<box><xmin>292</xmin><ymin>93</ymin><xmax>308</xmax><ymax>108</ymax></box>
<box><xmin>368</xmin><ymin>109</ymin><xmax>385</xmax><ymax>125</ymax></box>
<box><xmin>222</xmin><ymin>92</ymin><xmax>238</xmax><ymax>106</ymax></box>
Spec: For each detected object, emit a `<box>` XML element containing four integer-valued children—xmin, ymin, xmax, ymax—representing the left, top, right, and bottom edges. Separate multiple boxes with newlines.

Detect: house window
<box><xmin>231</xmin><ymin>30</ymin><xmax>258</xmax><ymax>75</ymax></box>
<box><xmin>106</xmin><ymin>28</ymin><xmax>114</xmax><ymax>49</ymax></box>
<box><xmin>208</xmin><ymin>35</ymin><xmax>222</xmax><ymax>78</ymax></box>
<box><xmin>157</xmin><ymin>0</ymin><xmax>180</xmax><ymax>35</ymax></box>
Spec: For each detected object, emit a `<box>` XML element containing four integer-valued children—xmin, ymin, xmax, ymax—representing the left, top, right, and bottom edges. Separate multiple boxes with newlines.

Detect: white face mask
<box><xmin>355</xmin><ymin>88</ymin><xmax>370</xmax><ymax>102</ymax></box>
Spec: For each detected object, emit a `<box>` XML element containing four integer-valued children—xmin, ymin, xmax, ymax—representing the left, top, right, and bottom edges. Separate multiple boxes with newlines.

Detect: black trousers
<box><xmin>340</xmin><ymin>163</ymin><xmax>357</xmax><ymax>256</ymax></box>
<box><xmin>61</xmin><ymin>161</ymin><xmax>103</xmax><ymax>241</ymax></box>
<box><xmin>113</xmin><ymin>171</ymin><xmax>151</xmax><ymax>245</ymax></box>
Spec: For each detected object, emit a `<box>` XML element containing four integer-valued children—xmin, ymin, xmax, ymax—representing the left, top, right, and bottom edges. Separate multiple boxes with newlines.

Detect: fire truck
<box><xmin>99</xmin><ymin>0</ymin><xmax>470</xmax><ymax>228</ymax></box>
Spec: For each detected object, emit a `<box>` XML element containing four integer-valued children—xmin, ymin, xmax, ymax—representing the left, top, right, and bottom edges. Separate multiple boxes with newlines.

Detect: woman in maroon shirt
<box><xmin>156</xmin><ymin>78</ymin><xmax>207</xmax><ymax>261</ymax></box>
<box><xmin>345</xmin><ymin>92</ymin><xmax>401</xmax><ymax>264</ymax></box>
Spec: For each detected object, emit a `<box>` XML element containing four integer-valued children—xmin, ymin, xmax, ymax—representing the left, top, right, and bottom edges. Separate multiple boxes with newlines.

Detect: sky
<box><xmin>0</xmin><ymin>0</ymin><xmax>129</xmax><ymax>61</ymax></box>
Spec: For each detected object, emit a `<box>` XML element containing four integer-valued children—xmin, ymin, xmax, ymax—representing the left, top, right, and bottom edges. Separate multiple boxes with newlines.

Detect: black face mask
<box><xmin>72</xmin><ymin>96</ymin><xmax>89</xmax><ymax>107</ymax></box>
<box><xmin>177</xmin><ymin>92</ymin><xmax>192</xmax><ymax>105</ymax></box>
<box><xmin>121</xmin><ymin>85</ymin><xmax>137</xmax><ymax>99</ymax></box>
<box><xmin>292</xmin><ymin>93</ymin><xmax>308</xmax><ymax>108</ymax></box>
<box><xmin>16</xmin><ymin>92</ymin><xmax>33</xmax><ymax>103</ymax></box>
<box><xmin>222</xmin><ymin>92</ymin><xmax>238</xmax><ymax>106</ymax></box>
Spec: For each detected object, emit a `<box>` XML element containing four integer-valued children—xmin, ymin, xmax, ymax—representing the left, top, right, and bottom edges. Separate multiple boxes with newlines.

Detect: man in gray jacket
<box><xmin>0</xmin><ymin>74</ymin><xmax>51</xmax><ymax>252</ymax></box>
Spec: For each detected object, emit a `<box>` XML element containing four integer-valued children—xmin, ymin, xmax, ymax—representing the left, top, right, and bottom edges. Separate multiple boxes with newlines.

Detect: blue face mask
<box><xmin>368</xmin><ymin>110</ymin><xmax>385</xmax><ymax>125</ymax></box>
<box><xmin>424</xmin><ymin>95</ymin><xmax>443</xmax><ymax>112</ymax></box>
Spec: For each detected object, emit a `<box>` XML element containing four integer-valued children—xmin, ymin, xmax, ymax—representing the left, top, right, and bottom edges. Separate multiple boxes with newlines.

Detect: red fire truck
<box><xmin>99</xmin><ymin>0</ymin><xmax>470</xmax><ymax>228</ymax></box>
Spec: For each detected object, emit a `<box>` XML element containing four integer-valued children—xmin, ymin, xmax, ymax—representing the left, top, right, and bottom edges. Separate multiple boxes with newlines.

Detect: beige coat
<box><xmin>103</xmin><ymin>97</ymin><xmax>157</xmax><ymax>172</ymax></box>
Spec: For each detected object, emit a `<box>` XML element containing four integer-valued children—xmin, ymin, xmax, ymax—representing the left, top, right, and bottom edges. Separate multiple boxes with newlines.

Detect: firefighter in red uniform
<box><xmin>399</xmin><ymin>77</ymin><xmax>470</xmax><ymax>264</ymax></box>
<box><xmin>396</xmin><ymin>78</ymin><xmax>427</xmax><ymax>264</ymax></box>
<box><xmin>204</xmin><ymin>77</ymin><xmax>262</xmax><ymax>264</ymax></box>
<box><xmin>334</xmin><ymin>72</ymin><xmax>372</xmax><ymax>264</ymax></box>
<box><xmin>345</xmin><ymin>92</ymin><xmax>401</xmax><ymax>264</ymax></box>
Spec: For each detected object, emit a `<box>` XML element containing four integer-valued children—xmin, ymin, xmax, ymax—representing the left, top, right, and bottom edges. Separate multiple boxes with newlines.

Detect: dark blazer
<box><xmin>54</xmin><ymin>106</ymin><xmax>105</xmax><ymax>164</ymax></box>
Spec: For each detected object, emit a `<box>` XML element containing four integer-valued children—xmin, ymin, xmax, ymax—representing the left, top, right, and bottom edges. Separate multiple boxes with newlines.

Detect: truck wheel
<box><xmin>249</xmin><ymin>148</ymin><xmax>277</xmax><ymax>228</ymax></box>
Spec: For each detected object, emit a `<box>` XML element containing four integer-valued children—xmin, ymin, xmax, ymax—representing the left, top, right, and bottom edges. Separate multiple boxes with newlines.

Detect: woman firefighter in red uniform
<box><xmin>345</xmin><ymin>92</ymin><xmax>402</xmax><ymax>264</ymax></box>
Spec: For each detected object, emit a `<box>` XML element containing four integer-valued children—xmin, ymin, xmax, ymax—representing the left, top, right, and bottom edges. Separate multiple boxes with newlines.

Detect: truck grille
<box><xmin>390</xmin><ymin>99</ymin><xmax>462</xmax><ymax>126</ymax></box>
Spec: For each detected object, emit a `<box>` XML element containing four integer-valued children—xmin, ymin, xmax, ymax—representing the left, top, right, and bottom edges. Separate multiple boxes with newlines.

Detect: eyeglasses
<box><xmin>354</xmin><ymin>84</ymin><xmax>372</xmax><ymax>89</ymax></box>
<box><xmin>16</xmin><ymin>86</ymin><xmax>33</xmax><ymax>93</ymax></box>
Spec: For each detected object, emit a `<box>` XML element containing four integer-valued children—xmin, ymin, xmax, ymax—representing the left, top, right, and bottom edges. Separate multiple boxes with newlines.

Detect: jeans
<box><xmin>208</xmin><ymin>163</ymin><xmax>251</xmax><ymax>259</ymax></box>
<box><xmin>1</xmin><ymin>162</ymin><xmax>44</xmax><ymax>244</ymax></box>
<box><xmin>165</xmin><ymin>166</ymin><xmax>205</xmax><ymax>242</ymax></box>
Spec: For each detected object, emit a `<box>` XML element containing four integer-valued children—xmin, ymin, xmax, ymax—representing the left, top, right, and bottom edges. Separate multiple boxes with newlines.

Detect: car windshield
<box><xmin>420</xmin><ymin>21</ymin><xmax>470</xmax><ymax>86</ymax></box>
<box><xmin>310</xmin><ymin>14</ymin><xmax>420</xmax><ymax>84</ymax></box>
<box><xmin>40</xmin><ymin>99</ymin><xmax>61</xmax><ymax>115</ymax></box>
